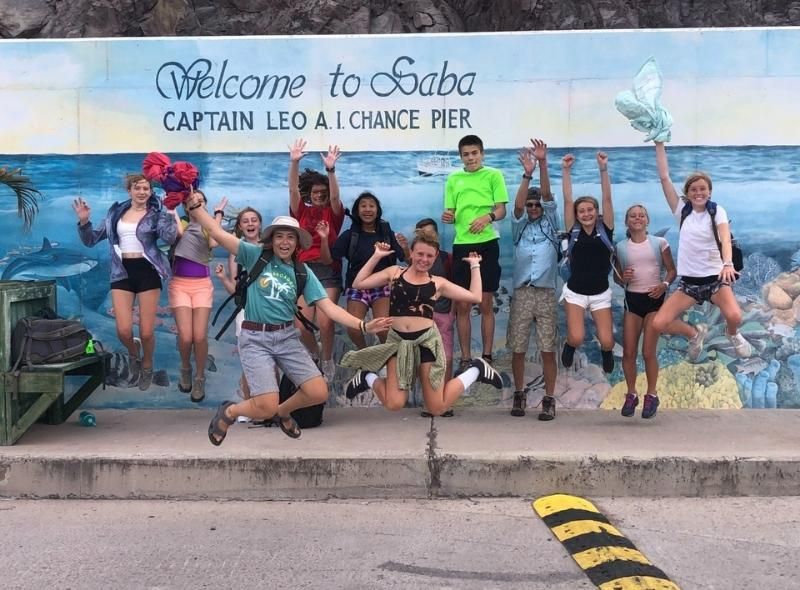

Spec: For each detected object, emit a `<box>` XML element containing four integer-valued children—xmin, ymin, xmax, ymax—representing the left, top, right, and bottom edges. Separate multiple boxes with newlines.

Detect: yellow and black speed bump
<box><xmin>532</xmin><ymin>494</ymin><xmax>680</xmax><ymax>590</ymax></box>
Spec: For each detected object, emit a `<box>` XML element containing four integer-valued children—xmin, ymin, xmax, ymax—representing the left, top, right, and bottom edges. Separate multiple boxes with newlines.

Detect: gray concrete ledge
<box><xmin>1</xmin><ymin>408</ymin><xmax>799</xmax><ymax>499</ymax></box>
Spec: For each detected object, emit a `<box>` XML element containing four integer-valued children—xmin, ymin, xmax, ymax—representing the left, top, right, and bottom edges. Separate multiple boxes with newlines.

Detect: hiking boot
<box><xmin>511</xmin><ymin>391</ymin><xmax>526</xmax><ymax>417</ymax></box>
<box><xmin>687</xmin><ymin>324</ymin><xmax>708</xmax><ymax>362</ymax></box>
<box><xmin>621</xmin><ymin>393</ymin><xmax>639</xmax><ymax>417</ymax></box>
<box><xmin>601</xmin><ymin>350</ymin><xmax>615</xmax><ymax>374</ymax></box>
<box><xmin>345</xmin><ymin>370</ymin><xmax>371</xmax><ymax>400</ymax></box>
<box><xmin>469</xmin><ymin>357</ymin><xmax>503</xmax><ymax>389</ymax></box>
<box><xmin>561</xmin><ymin>343</ymin><xmax>575</xmax><ymax>368</ymax></box>
<box><xmin>481</xmin><ymin>353</ymin><xmax>493</xmax><ymax>365</ymax></box>
<box><xmin>138</xmin><ymin>367</ymin><xmax>153</xmax><ymax>391</ymax></box>
<box><xmin>178</xmin><ymin>365</ymin><xmax>192</xmax><ymax>393</ymax></box>
<box><xmin>538</xmin><ymin>395</ymin><xmax>556</xmax><ymax>421</ymax></box>
<box><xmin>728</xmin><ymin>332</ymin><xmax>753</xmax><ymax>358</ymax></box>
<box><xmin>191</xmin><ymin>377</ymin><xmax>206</xmax><ymax>403</ymax></box>
<box><xmin>320</xmin><ymin>359</ymin><xmax>337</xmax><ymax>382</ymax></box>
<box><xmin>454</xmin><ymin>358</ymin><xmax>471</xmax><ymax>377</ymax></box>
<box><xmin>128</xmin><ymin>355</ymin><xmax>141</xmax><ymax>385</ymax></box>
<box><xmin>641</xmin><ymin>393</ymin><xmax>660</xmax><ymax>419</ymax></box>
<box><xmin>421</xmin><ymin>408</ymin><xmax>455</xmax><ymax>418</ymax></box>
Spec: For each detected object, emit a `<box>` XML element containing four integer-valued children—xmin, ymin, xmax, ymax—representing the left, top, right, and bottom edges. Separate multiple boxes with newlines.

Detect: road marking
<box><xmin>533</xmin><ymin>493</ymin><xmax>681</xmax><ymax>590</ymax></box>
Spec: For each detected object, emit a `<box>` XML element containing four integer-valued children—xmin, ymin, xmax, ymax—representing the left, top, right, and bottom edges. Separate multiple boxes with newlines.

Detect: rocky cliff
<box><xmin>1</xmin><ymin>0</ymin><xmax>799</xmax><ymax>38</ymax></box>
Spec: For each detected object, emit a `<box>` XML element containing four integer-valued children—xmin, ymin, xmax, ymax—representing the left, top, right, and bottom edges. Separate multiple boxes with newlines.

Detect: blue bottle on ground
<box><xmin>79</xmin><ymin>410</ymin><xmax>96</xmax><ymax>427</ymax></box>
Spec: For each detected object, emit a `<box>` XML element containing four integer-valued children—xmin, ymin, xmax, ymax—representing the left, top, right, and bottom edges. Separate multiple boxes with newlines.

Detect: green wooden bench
<box><xmin>0</xmin><ymin>280</ymin><xmax>108</xmax><ymax>445</ymax></box>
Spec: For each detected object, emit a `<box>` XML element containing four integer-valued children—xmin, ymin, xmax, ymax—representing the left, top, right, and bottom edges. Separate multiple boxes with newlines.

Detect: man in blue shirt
<box><xmin>507</xmin><ymin>140</ymin><xmax>560</xmax><ymax>421</ymax></box>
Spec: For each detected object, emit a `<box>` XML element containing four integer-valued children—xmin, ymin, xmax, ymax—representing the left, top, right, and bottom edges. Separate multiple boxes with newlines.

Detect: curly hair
<box><xmin>298</xmin><ymin>168</ymin><xmax>329</xmax><ymax>201</ymax></box>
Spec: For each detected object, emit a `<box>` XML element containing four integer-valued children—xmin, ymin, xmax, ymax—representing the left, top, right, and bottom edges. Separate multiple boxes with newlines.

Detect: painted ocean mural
<box><xmin>2</xmin><ymin>145</ymin><xmax>800</xmax><ymax>409</ymax></box>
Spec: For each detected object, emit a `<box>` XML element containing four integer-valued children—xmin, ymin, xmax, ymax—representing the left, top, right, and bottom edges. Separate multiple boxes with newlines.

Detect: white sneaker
<box><xmin>728</xmin><ymin>331</ymin><xmax>753</xmax><ymax>358</ymax></box>
<box><xmin>236</xmin><ymin>415</ymin><xmax>252</xmax><ymax>423</ymax></box>
<box><xmin>687</xmin><ymin>324</ymin><xmax>708</xmax><ymax>362</ymax></box>
<box><xmin>320</xmin><ymin>359</ymin><xmax>336</xmax><ymax>382</ymax></box>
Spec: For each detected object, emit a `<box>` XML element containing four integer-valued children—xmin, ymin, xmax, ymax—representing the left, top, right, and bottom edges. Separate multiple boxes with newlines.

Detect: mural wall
<box><xmin>2</xmin><ymin>29</ymin><xmax>800</xmax><ymax>410</ymax></box>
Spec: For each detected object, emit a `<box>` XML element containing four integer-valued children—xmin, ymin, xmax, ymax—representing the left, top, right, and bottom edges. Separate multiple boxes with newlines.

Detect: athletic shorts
<box><xmin>169</xmin><ymin>276</ymin><xmax>214</xmax><ymax>309</ymax></box>
<box><xmin>345</xmin><ymin>285</ymin><xmax>391</xmax><ymax>307</ymax></box>
<box><xmin>306</xmin><ymin>261</ymin><xmax>342</xmax><ymax>291</ymax></box>
<box><xmin>679</xmin><ymin>276</ymin><xmax>726</xmax><ymax>304</ymax></box>
<box><xmin>238</xmin><ymin>325</ymin><xmax>322</xmax><ymax>396</ymax></box>
<box><xmin>560</xmin><ymin>284</ymin><xmax>612</xmax><ymax>312</ymax></box>
<box><xmin>624</xmin><ymin>291</ymin><xmax>665</xmax><ymax>319</ymax></box>
<box><xmin>394</xmin><ymin>327</ymin><xmax>435</xmax><ymax>364</ymax></box>
<box><xmin>452</xmin><ymin>239</ymin><xmax>501</xmax><ymax>292</ymax></box>
<box><xmin>433</xmin><ymin>311</ymin><xmax>455</xmax><ymax>361</ymax></box>
<box><xmin>111</xmin><ymin>258</ymin><xmax>162</xmax><ymax>293</ymax></box>
<box><xmin>507</xmin><ymin>286</ymin><xmax>558</xmax><ymax>353</ymax></box>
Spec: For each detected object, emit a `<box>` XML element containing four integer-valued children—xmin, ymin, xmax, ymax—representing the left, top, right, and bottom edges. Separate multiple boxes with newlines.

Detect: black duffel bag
<box><xmin>11</xmin><ymin>316</ymin><xmax>93</xmax><ymax>371</ymax></box>
<box><xmin>278</xmin><ymin>373</ymin><xmax>324</xmax><ymax>428</ymax></box>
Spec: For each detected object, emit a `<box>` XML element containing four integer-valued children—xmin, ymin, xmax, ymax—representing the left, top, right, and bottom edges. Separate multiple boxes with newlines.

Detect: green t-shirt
<box><xmin>236</xmin><ymin>240</ymin><xmax>327</xmax><ymax>324</ymax></box>
<box><xmin>444</xmin><ymin>166</ymin><xmax>509</xmax><ymax>245</ymax></box>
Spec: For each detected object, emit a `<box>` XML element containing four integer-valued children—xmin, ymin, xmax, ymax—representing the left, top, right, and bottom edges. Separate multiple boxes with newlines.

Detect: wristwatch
<box><xmin>522</xmin><ymin>173</ymin><xmax>533</xmax><ymax>180</ymax></box>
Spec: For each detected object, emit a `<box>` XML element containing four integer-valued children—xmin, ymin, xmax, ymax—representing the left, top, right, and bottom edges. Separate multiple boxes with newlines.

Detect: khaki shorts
<box><xmin>507</xmin><ymin>286</ymin><xmax>558</xmax><ymax>353</ymax></box>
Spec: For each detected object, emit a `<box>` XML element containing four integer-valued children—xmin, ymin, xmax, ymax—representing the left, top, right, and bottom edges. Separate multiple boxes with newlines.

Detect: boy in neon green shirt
<box><xmin>441</xmin><ymin>134</ymin><xmax>509</xmax><ymax>374</ymax></box>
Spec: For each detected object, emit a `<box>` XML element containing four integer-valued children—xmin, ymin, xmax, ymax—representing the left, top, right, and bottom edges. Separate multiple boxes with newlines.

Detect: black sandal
<box><xmin>208</xmin><ymin>401</ymin><xmax>236</xmax><ymax>446</ymax></box>
<box><xmin>276</xmin><ymin>414</ymin><xmax>302</xmax><ymax>439</ymax></box>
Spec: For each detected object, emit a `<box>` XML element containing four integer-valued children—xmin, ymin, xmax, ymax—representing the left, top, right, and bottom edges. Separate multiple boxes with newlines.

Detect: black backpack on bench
<box><xmin>10</xmin><ymin>312</ymin><xmax>93</xmax><ymax>372</ymax></box>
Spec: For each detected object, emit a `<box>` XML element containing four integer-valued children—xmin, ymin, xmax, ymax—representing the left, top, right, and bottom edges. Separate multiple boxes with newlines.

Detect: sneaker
<box><xmin>320</xmin><ymin>359</ymin><xmax>337</xmax><ymax>382</ymax></box>
<box><xmin>138</xmin><ymin>367</ymin><xmax>153</xmax><ymax>391</ymax></box>
<box><xmin>621</xmin><ymin>393</ymin><xmax>639</xmax><ymax>417</ymax></box>
<box><xmin>469</xmin><ymin>357</ymin><xmax>502</xmax><ymax>389</ymax></box>
<box><xmin>191</xmin><ymin>377</ymin><xmax>206</xmax><ymax>403</ymax></box>
<box><xmin>538</xmin><ymin>395</ymin><xmax>556</xmax><ymax>421</ymax></box>
<box><xmin>601</xmin><ymin>350</ymin><xmax>614</xmax><ymax>374</ymax></box>
<box><xmin>345</xmin><ymin>370</ymin><xmax>370</xmax><ymax>400</ymax></box>
<box><xmin>454</xmin><ymin>358</ymin><xmax>471</xmax><ymax>377</ymax></box>
<box><xmin>236</xmin><ymin>415</ymin><xmax>253</xmax><ymax>424</ymax></box>
<box><xmin>561</xmin><ymin>343</ymin><xmax>575</xmax><ymax>368</ymax></box>
<box><xmin>687</xmin><ymin>324</ymin><xmax>708</xmax><ymax>362</ymax></box>
<box><xmin>728</xmin><ymin>332</ymin><xmax>753</xmax><ymax>358</ymax></box>
<box><xmin>511</xmin><ymin>391</ymin><xmax>526</xmax><ymax>417</ymax></box>
<box><xmin>641</xmin><ymin>393</ymin><xmax>660</xmax><ymax>419</ymax></box>
<box><xmin>421</xmin><ymin>408</ymin><xmax>455</xmax><ymax>418</ymax></box>
<box><xmin>179</xmin><ymin>366</ymin><xmax>192</xmax><ymax>393</ymax></box>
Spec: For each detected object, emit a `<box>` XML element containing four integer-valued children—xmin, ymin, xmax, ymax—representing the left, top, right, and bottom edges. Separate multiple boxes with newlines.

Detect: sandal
<box><xmin>276</xmin><ymin>414</ymin><xmax>302</xmax><ymax>439</ymax></box>
<box><xmin>208</xmin><ymin>401</ymin><xmax>236</xmax><ymax>446</ymax></box>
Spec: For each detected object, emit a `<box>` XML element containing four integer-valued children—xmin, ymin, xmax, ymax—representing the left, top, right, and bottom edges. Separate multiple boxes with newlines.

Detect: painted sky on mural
<box><xmin>3</xmin><ymin>28</ymin><xmax>800</xmax><ymax>153</ymax></box>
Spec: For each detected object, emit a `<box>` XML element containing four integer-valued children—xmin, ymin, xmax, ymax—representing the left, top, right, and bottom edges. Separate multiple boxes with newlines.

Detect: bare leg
<box><xmin>319</xmin><ymin>287</ymin><xmax>341</xmax><ymax>361</ymax></box>
<box><xmin>173</xmin><ymin>306</ymin><xmax>194</xmax><ymax>370</ymax></box>
<box><xmin>418</xmin><ymin>362</ymin><xmax>466</xmax><ymax>416</ymax></box>
<box><xmin>192</xmin><ymin>307</ymin><xmax>211</xmax><ymax>376</ymax></box>
<box><xmin>642</xmin><ymin>313</ymin><xmax>661</xmax><ymax>393</ymax></box>
<box><xmin>511</xmin><ymin>351</ymin><xmax>526</xmax><ymax>391</ymax></box>
<box><xmin>563</xmin><ymin>302</ymin><xmax>586</xmax><ymax>348</ymax></box>
<box><xmin>110</xmin><ymin>289</ymin><xmax>138</xmax><ymax>357</ymax></box>
<box><xmin>540</xmin><ymin>351</ymin><xmax>557</xmax><ymax>395</ymax></box>
<box><xmin>369</xmin><ymin>357</ymin><xmax>408</xmax><ymax>411</ymax></box>
<box><xmin>455</xmin><ymin>300</ymin><xmax>472</xmax><ymax>362</ymax></box>
<box><xmin>622</xmin><ymin>311</ymin><xmax>644</xmax><ymax>393</ymax></box>
<box><xmin>479</xmin><ymin>292</ymin><xmax>495</xmax><ymax>357</ymax></box>
<box><xmin>591</xmin><ymin>307</ymin><xmax>615</xmax><ymax>351</ymax></box>
<box><xmin>136</xmin><ymin>288</ymin><xmax>161</xmax><ymax>370</ymax></box>
<box><xmin>371</xmin><ymin>296</ymin><xmax>390</xmax><ymax>344</ymax></box>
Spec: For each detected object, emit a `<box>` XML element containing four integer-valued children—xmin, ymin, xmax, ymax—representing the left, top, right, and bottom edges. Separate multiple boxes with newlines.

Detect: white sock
<box><xmin>365</xmin><ymin>372</ymin><xmax>379</xmax><ymax>388</ymax></box>
<box><xmin>456</xmin><ymin>367</ymin><xmax>480</xmax><ymax>389</ymax></box>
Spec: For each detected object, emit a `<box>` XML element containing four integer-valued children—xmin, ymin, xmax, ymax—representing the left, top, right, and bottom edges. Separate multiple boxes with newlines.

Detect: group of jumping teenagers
<box><xmin>70</xmin><ymin>133</ymin><xmax>750</xmax><ymax>444</ymax></box>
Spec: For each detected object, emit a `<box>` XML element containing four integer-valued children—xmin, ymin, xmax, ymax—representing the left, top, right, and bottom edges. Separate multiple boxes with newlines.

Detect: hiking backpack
<box><xmin>212</xmin><ymin>249</ymin><xmax>318</xmax><ymax>340</ymax></box>
<box><xmin>10</xmin><ymin>311</ymin><xmax>94</xmax><ymax>371</ymax></box>
<box><xmin>615</xmin><ymin>235</ymin><xmax>667</xmax><ymax>276</ymax></box>
<box><xmin>679</xmin><ymin>200</ymin><xmax>744</xmax><ymax>272</ymax></box>
<box><xmin>557</xmin><ymin>216</ymin><xmax>615</xmax><ymax>283</ymax></box>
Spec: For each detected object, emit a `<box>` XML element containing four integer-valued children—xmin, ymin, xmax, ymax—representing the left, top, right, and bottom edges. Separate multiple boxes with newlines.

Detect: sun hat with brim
<box><xmin>261</xmin><ymin>215</ymin><xmax>313</xmax><ymax>250</ymax></box>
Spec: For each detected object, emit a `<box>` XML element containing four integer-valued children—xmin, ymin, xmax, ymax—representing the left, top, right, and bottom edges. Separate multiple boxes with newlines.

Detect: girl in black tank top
<box><xmin>340</xmin><ymin>229</ymin><xmax>504</xmax><ymax>416</ymax></box>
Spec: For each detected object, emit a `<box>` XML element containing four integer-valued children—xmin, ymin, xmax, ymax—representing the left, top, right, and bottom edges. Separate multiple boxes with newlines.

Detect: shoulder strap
<box><xmin>566</xmin><ymin>223</ymin><xmax>582</xmax><ymax>261</ymax></box>
<box><xmin>347</xmin><ymin>227</ymin><xmax>359</xmax><ymax>261</ymax></box>
<box><xmin>647</xmin><ymin>235</ymin><xmax>665</xmax><ymax>271</ymax></box>
<box><xmin>706</xmin><ymin>200</ymin><xmax>723</xmax><ymax>253</ymax></box>
<box><xmin>595</xmin><ymin>217</ymin><xmax>615</xmax><ymax>254</ymax></box>
<box><xmin>212</xmin><ymin>249</ymin><xmax>272</xmax><ymax>340</ymax></box>
<box><xmin>679</xmin><ymin>200</ymin><xmax>692</xmax><ymax>228</ymax></box>
<box><xmin>615</xmin><ymin>239</ymin><xmax>628</xmax><ymax>270</ymax></box>
<box><xmin>292</xmin><ymin>260</ymin><xmax>318</xmax><ymax>333</ymax></box>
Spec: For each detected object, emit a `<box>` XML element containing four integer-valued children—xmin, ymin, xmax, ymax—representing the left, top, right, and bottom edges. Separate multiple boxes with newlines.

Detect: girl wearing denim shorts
<box><xmin>185</xmin><ymin>196</ymin><xmax>392</xmax><ymax>446</ymax></box>
<box><xmin>169</xmin><ymin>190</ymin><xmax>227</xmax><ymax>402</ymax></box>
<box><xmin>650</xmin><ymin>142</ymin><xmax>752</xmax><ymax>367</ymax></box>
<box><xmin>332</xmin><ymin>192</ymin><xmax>410</xmax><ymax>349</ymax></box>
<box><xmin>559</xmin><ymin>152</ymin><xmax>617</xmax><ymax>374</ymax></box>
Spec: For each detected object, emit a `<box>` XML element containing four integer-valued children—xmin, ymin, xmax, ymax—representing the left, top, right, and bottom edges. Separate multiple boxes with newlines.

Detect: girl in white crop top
<box><xmin>116</xmin><ymin>219</ymin><xmax>145</xmax><ymax>254</ymax></box>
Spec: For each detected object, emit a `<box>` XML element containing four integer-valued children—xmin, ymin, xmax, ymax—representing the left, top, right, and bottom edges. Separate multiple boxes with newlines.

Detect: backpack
<box><xmin>10</xmin><ymin>313</ymin><xmax>94</xmax><ymax>372</ymax></box>
<box><xmin>557</xmin><ymin>217</ymin><xmax>615</xmax><ymax>283</ymax></box>
<box><xmin>615</xmin><ymin>235</ymin><xmax>666</xmax><ymax>276</ymax></box>
<box><xmin>679</xmin><ymin>200</ymin><xmax>744</xmax><ymax>272</ymax></box>
<box><xmin>212</xmin><ymin>249</ymin><xmax>318</xmax><ymax>340</ymax></box>
<box><xmin>277</xmin><ymin>372</ymin><xmax>324</xmax><ymax>428</ymax></box>
<box><xmin>347</xmin><ymin>220</ymin><xmax>396</xmax><ymax>265</ymax></box>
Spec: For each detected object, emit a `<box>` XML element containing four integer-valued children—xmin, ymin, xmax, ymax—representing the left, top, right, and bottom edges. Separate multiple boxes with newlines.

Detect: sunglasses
<box><xmin>525</xmin><ymin>201</ymin><xmax>542</xmax><ymax>208</ymax></box>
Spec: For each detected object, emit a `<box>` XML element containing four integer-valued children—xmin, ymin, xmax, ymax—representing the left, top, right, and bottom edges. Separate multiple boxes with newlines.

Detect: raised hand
<box><xmin>531</xmin><ymin>138</ymin><xmax>547</xmax><ymax>161</ymax></box>
<box><xmin>372</xmin><ymin>241</ymin><xmax>395</xmax><ymax>258</ymax></box>
<box><xmin>315</xmin><ymin>220</ymin><xmax>330</xmax><ymax>240</ymax></box>
<box><xmin>365</xmin><ymin>316</ymin><xmax>393</xmax><ymax>334</ymax></box>
<box><xmin>395</xmin><ymin>232</ymin><xmax>408</xmax><ymax>251</ymax></box>
<box><xmin>212</xmin><ymin>196</ymin><xmax>229</xmax><ymax>215</ymax></box>
<box><xmin>597</xmin><ymin>151</ymin><xmax>609</xmax><ymax>169</ymax></box>
<box><xmin>462</xmin><ymin>251</ymin><xmax>483</xmax><ymax>265</ymax></box>
<box><xmin>321</xmin><ymin>144</ymin><xmax>341</xmax><ymax>171</ymax></box>
<box><xmin>289</xmin><ymin>139</ymin><xmax>307</xmax><ymax>162</ymax></box>
<box><xmin>562</xmin><ymin>154</ymin><xmax>576</xmax><ymax>170</ymax></box>
<box><xmin>518</xmin><ymin>147</ymin><xmax>537</xmax><ymax>177</ymax></box>
<box><xmin>72</xmin><ymin>198</ymin><xmax>91</xmax><ymax>225</ymax></box>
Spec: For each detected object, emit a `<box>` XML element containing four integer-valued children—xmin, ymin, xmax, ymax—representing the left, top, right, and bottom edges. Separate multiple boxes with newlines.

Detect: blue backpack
<box><xmin>615</xmin><ymin>235</ymin><xmax>666</xmax><ymax>276</ymax></box>
<box><xmin>557</xmin><ymin>217</ymin><xmax>615</xmax><ymax>283</ymax></box>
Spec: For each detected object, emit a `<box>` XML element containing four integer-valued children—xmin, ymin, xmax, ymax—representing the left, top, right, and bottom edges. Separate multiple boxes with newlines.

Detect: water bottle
<box><xmin>79</xmin><ymin>410</ymin><xmax>96</xmax><ymax>427</ymax></box>
<box><xmin>85</xmin><ymin>339</ymin><xmax>95</xmax><ymax>355</ymax></box>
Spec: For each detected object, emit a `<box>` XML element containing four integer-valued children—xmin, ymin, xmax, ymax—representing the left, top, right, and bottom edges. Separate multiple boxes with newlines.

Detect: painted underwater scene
<box><xmin>2</xmin><ymin>145</ymin><xmax>800</xmax><ymax>409</ymax></box>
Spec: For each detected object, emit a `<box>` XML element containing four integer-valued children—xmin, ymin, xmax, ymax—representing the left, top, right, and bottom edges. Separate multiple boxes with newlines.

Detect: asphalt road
<box><xmin>2</xmin><ymin>497</ymin><xmax>798</xmax><ymax>589</ymax></box>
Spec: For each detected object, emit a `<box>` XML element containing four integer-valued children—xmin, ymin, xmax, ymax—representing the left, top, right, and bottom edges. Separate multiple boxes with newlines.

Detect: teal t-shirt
<box><xmin>236</xmin><ymin>240</ymin><xmax>327</xmax><ymax>324</ymax></box>
<box><xmin>444</xmin><ymin>166</ymin><xmax>509</xmax><ymax>245</ymax></box>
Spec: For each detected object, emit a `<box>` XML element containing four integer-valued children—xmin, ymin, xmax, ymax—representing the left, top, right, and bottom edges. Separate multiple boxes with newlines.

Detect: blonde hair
<box><xmin>411</xmin><ymin>227</ymin><xmax>440</xmax><ymax>252</ymax></box>
<box><xmin>624</xmin><ymin>204</ymin><xmax>650</xmax><ymax>238</ymax></box>
<box><xmin>124</xmin><ymin>174</ymin><xmax>150</xmax><ymax>191</ymax></box>
<box><xmin>683</xmin><ymin>172</ymin><xmax>713</xmax><ymax>196</ymax></box>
